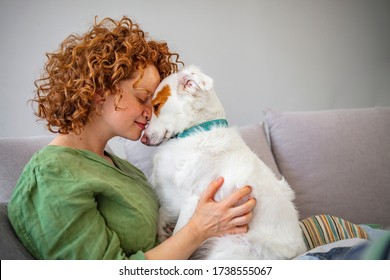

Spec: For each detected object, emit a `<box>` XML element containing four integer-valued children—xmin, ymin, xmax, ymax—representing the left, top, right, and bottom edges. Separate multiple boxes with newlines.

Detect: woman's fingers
<box><xmin>223</xmin><ymin>185</ymin><xmax>252</xmax><ymax>207</ymax></box>
<box><xmin>230</xmin><ymin>209</ymin><xmax>254</xmax><ymax>227</ymax></box>
<box><xmin>226</xmin><ymin>225</ymin><xmax>249</xmax><ymax>235</ymax></box>
<box><xmin>230</xmin><ymin>197</ymin><xmax>257</xmax><ymax>218</ymax></box>
<box><xmin>200</xmin><ymin>177</ymin><xmax>224</xmax><ymax>203</ymax></box>
<box><xmin>202</xmin><ymin>180</ymin><xmax>256</xmax><ymax>221</ymax></box>
<box><xmin>219</xmin><ymin>198</ymin><xmax>256</xmax><ymax>231</ymax></box>
<box><xmin>193</xmin><ymin>178</ymin><xmax>257</xmax><ymax>239</ymax></box>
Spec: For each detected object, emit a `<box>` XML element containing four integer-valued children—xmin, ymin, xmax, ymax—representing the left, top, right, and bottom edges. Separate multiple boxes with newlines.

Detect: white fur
<box><xmin>143</xmin><ymin>65</ymin><xmax>306</xmax><ymax>259</ymax></box>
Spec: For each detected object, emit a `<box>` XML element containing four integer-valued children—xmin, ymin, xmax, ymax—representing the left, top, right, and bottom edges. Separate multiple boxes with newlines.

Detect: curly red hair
<box><xmin>33</xmin><ymin>16</ymin><xmax>182</xmax><ymax>134</ymax></box>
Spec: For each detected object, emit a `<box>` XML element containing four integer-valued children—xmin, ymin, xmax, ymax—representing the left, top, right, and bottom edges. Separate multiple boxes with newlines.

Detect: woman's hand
<box><xmin>144</xmin><ymin>176</ymin><xmax>256</xmax><ymax>259</ymax></box>
<box><xmin>188</xmin><ymin>177</ymin><xmax>256</xmax><ymax>242</ymax></box>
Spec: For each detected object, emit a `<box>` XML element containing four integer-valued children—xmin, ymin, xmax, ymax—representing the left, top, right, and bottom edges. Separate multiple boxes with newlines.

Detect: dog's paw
<box><xmin>157</xmin><ymin>208</ymin><xmax>176</xmax><ymax>241</ymax></box>
<box><xmin>157</xmin><ymin>223</ymin><xmax>174</xmax><ymax>242</ymax></box>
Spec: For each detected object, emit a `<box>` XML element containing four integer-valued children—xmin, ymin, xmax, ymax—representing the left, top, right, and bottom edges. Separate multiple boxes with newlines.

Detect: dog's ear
<box><xmin>179</xmin><ymin>66</ymin><xmax>214</xmax><ymax>94</ymax></box>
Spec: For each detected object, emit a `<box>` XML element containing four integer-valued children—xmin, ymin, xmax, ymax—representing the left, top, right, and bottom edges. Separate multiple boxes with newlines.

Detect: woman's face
<box><xmin>99</xmin><ymin>64</ymin><xmax>161</xmax><ymax>140</ymax></box>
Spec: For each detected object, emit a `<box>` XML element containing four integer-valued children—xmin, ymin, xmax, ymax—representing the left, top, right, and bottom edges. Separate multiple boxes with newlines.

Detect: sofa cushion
<box><xmin>299</xmin><ymin>214</ymin><xmax>368</xmax><ymax>250</ymax></box>
<box><xmin>122</xmin><ymin>122</ymin><xmax>281</xmax><ymax>180</ymax></box>
<box><xmin>264</xmin><ymin>107</ymin><xmax>390</xmax><ymax>227</ymax></box>
<box><xmin>237</xmin><ymin>123</ymin><xmax>281</xmax><ymax>178</ymax></box>
<box><xmin>0</xmin><ymin>203</ymin><xmax>34</xmax><ymax>259</ymax></box>
<box><xmin>0</xmin><ymin>136</ymin><xmax>53</xmax><ymax>203</ymax></box>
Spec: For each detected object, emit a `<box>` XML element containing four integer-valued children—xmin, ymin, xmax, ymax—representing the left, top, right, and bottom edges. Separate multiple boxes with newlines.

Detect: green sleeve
<box><xmin>8</xmin><ymin>158</ymin><xmax>148</xmax><ymax>260</ymax></box>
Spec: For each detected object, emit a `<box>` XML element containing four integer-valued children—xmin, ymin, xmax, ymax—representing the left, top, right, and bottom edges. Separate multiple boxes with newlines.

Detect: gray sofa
<box><xmin>1</xmin><ymin>107</ymin><xmax>389</xmax><ymax>259</ymax></box>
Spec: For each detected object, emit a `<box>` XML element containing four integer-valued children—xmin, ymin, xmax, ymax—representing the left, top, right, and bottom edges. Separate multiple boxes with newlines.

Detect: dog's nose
<box><xmin>141</xmin><ymin>134</ymin><xmax>150</xmax><ymax>145</ymax></box>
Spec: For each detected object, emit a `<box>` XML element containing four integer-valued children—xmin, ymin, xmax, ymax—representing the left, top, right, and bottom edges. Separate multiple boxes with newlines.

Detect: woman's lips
<box><xmin>135</xmin><ymin>121</ymin><xmax>147</xmax><ymax>130</ymax></box>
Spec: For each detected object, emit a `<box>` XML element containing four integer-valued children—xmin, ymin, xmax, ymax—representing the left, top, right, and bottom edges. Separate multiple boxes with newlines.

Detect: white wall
<box><xmin>1</xmin><ymin>0</ymin><xmax>389</xmax><ymax>137</ymax></box>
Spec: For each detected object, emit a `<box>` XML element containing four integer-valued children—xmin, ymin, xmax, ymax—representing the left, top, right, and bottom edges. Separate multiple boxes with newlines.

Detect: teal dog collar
<box><xmin>173</xmin><ymin>119</ymin><xmax>229</xmax><ymax>139</ymax></box>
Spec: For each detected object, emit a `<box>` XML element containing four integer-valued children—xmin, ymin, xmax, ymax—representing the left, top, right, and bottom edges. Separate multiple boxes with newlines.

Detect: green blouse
<box><xmin>8</xmin><ymin>145</ymin><xmax>159</xmax><ymax>260</ymax></box>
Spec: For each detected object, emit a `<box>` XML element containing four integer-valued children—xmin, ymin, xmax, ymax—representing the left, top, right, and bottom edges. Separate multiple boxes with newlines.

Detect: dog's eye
<box><xmin>153</xmin><ymin>104</ymin><xmax>160</xmax><ymax>111</ymax></box>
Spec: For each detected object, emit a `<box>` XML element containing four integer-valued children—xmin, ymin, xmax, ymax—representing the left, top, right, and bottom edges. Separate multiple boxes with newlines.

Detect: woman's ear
<box><xmin>93</xmin><ymin>90</ymin><xmax>106</xmax><ymax>115</ymax></box>
<box><xmin>94</xmin><ymin>89</ymin><xmax>105</xmax><ymax>101</ymax></box>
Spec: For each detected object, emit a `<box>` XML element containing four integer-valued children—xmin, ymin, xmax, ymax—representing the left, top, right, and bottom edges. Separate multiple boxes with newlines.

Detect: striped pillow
<box><xmin>299</xmin><ymin>215</ymin><xmax>368</xmax><ymax>250</ymax></box>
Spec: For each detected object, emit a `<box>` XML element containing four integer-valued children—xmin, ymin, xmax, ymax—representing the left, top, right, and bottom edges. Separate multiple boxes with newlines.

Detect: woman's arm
<box><xmin>144</xmin><ymin>177</ymin><xmax>256</xmax><ymax>260</ymax></box>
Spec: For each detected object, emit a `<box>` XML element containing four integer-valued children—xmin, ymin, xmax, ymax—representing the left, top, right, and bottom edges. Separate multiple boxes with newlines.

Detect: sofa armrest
<box><xmin>0</xmin><ymin>203</ymin><xmax>34</xmax><ymax>259</ymax></box>
<box><xmin>0</xmin><ymin>136</ymin><xmax>53</xmax><ymax>203</ymax></box>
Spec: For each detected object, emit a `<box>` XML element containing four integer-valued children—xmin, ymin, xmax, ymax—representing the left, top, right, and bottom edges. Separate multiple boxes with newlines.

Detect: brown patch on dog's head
<box><xmin>152</xmin><ymin>85</ymin><xmax>171</xmax><ymax>117</ymax></box>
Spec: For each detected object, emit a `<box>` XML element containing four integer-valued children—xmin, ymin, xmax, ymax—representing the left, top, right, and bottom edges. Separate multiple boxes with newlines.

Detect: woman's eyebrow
<box><xmin>134</xmin><ymin>87</ymin><xmax>152</xmax><ymax>96</ymax></box>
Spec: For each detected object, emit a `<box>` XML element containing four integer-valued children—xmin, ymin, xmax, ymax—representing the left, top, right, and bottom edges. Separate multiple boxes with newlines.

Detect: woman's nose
<box><xmin>144</xmin><ymin>103</ymin><xmax>152</xmax><ymax>121</ymax></box>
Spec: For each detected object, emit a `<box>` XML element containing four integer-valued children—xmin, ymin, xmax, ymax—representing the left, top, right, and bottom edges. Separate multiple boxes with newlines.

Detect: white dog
<box><xmin>142</xmin><ymin>65</ymin><xmax>306</xmax><ymax>259</ymax></box>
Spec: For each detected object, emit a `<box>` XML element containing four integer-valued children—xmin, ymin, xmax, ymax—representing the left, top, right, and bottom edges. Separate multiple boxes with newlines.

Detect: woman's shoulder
<box><xmin>30</xmin><ymin>145</ymin><xmax>92</xmax><ymax>167</ymax></box>
<box><xmin>24</xmin><ymin>145</ymin><xmax>149</xmax><ymax>185</ymax></box>
<box><xmin>24</xmin><ymin>145</ymin><xmax>114</xmax><ymax>178</ymax></box>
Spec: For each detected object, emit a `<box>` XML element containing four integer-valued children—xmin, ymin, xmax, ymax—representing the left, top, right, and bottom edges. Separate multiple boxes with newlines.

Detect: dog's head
<box><xmin>141</xmin><ymin>65</ymin><xmax>225</xmax><ymax>146</ymax></box>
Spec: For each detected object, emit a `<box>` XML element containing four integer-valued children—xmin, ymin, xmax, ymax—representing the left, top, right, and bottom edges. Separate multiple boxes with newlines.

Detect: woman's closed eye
<box><xmin>134</xmin><ymin>88</ymin><xmax>152</xmax><ymax>104</ymax></box>
<box><xmin>136</xmin><ymin>92</ymin><xmax>151</xmax><ymax>104</ymax></box>
<box><xmin>137</xmin><ymin>97</ymin><xmax>147</xmax><ymax>104</ymax></box>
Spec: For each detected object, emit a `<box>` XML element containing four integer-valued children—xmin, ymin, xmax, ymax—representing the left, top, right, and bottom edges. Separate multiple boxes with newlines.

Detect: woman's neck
<box><xmin>49</xmin><ymin>127</ymin><xmax>114</xmax><ymax>165</ymax></box>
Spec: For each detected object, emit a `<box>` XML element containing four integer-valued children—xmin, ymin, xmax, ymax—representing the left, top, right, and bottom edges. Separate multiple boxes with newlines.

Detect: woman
<box><xmin>8</xmin><ymin>16</ymin><xmax>255</xmax><ymax>260</ymax></box>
